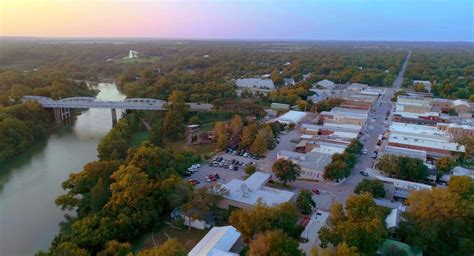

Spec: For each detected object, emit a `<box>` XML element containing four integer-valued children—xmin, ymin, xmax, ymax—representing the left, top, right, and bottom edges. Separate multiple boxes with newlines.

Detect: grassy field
<box><xmin>133</xmin><ymin>225</ymin><xmax>209</xmax><ymax>253</ymax></box>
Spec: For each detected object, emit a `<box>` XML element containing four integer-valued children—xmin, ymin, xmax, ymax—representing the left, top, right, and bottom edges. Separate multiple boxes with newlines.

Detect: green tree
<box><xmin>46</xmin><ymin>242</ymin><xmax>88</xmax><ymax>256</ymax></box>
<box><xmin>163</xmin><ymin>90</ymin><xmax>188</xmax><ymax>141</ymax></box>
<box><xmin>354</xmin><ymin>179</ymin><xmax>385</xmax><ymax>198</ymax></box>
<box><xmin>247</xmin><ymin>230</ymin><xmax>303</xmax><ymax>256</ymax></box>
<box><xmin>413</xmin><ymin>83</ymin><xmax>426</xmax><ymax>92</ymax></box>
<box><xmin>245</xmin><ymin>165</ymin><xmax>256</xmax><ymax>177</ymax></box>
<box><xmin>296</xmin><ymin>189</ymin><xmax>316</xmax><ymax>214</ymax></box>
<box><xmin>149</xmin><ymin>121</ymin><xmax>163</xmax><ymax>146</ymax></box>
<box><xmin>376</xmin><ymin>155</ymin><xmax>428</xmax><ymax>182</ymax></box>
<box><xmin>312</xmin><ymin>242</ymin><xmax>359</xmax><ymax>256</ymax></box>
<box><xmin>272</xmin><ymin>158</ymin><xmax>301</xmax><ymax>186</ymax></box>
<box><xmin>181</xmin><ymin>188</ymin><xmax>220</xmax><ymax>231</ymax></box>
<box><xmin>319</xmin><ymin>193</ymin><xmax>387</xmax><ymax>255</ymax></box>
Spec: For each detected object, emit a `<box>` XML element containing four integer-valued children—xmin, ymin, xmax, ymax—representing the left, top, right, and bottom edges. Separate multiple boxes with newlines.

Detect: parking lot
<box><xmin>185</xmin><ymin>150</ymin><xmax>260</xmax><ymax>188</ymax></box>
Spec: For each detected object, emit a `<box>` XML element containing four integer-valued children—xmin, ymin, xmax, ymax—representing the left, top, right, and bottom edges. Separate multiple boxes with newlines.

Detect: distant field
<box><xmin>114</xmin><ymin>56</ymin><xmax>160</xmax><ymax>64</ymax></box>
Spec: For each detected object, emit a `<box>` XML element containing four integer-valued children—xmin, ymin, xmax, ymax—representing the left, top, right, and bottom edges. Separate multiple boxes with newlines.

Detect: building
<box><xmin>277</xmin><ymin>149</ymin><xmax>334</xmax><ymax>180</ymax></box>
<box><xmin>382</xmin><ymin>146</ymin><xmax>427</xmax><ymax>162</ymax></box>
<box><xmin>276</xmin><ymin>110</ymin><xmax>307</xmax><ymax>124</ymax></box>
<box><xmin>308</xmin><ymin>89</ymin><xmax>330</xmax><ymax>103</ymax></box>
<box><xmin>395</xmin><ymin>96</ymin><xmax>432</xmax><ymax>113</ymax></box>
<box><xmin>436</xmin><ymin>123</ymin><xmax>474</xmax><ymax>138</ymax></box>
<box><xmin>235</xmin><ymin>78</ymin><xmax>275</xmax><ymax>95</ymax></box>
<box><xmin>387</xmin><ymin>122</ymin><xmax>465</xmax><ymax>159</ymax></box>
<box><xmin>413</xmin><ymin>80</ymin><xmax>432</xmax><ymax>92</ymax></box>
<box><xmin>319</xmin><ymin>107</ymin><xmax>369</xmax><ymax>126</ymax></box>
<box><xmin>218</xmin><ymin>172</ymin><xmax>296</xmax><ymax>210</ymax></box>
<box><xmin>385</xmin><ymin>208</ymin><xmax>402</xmax><ymax>231</ymax></box>
<box><xmin>347</xmin><ymin>83</ymin><xmax>368</xmax><ymax>92</ymax></box>
<box><xmin>452</xmin><ymin>166</ymin><xmax>474</xmax><ymax>179</ymax></box>
<box><xmin>270</xmin><ymin>102</ymin><xmax>290</xmax><ymax>111</ymax></box>
<box><xmin>188</xmin><ymin>226</ymin><xmax>242</xmax><ymax>256</ymax></box>
<box><xmin>453</xmin><ymin>99</ymin><xmax>471</xmax><ymax>117</ymax></box>
<box><xmin>315</xmin><ymin>79</ymin><xmax>335</xmax><ymax>90</ymax></box>
<box><xmin>124</xmin><ymin>50</ymin><xmax>139</xmax><ymax>59</ymax></box>
<box><xmin>392</xmin><ymin>111</ymin><xmax>449</xmax><ymax>126</ymax></box>
<box><xmin>374</xmin><ymin>175</ymin><xmax>432</xmax><ymax>200</ymax></box>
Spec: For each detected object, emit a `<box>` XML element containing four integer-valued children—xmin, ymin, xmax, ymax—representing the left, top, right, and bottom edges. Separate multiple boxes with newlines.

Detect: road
<box><xmin>256</xmin><ymin>51</ymin><xmax>412</xmax><ymax>211</ymax></box>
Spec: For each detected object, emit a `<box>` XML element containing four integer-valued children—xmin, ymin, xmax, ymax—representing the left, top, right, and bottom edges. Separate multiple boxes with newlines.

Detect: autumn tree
<box><xmin>251</xmin><ymin>132</ymin><xmax>268</xmax><ymax>156</ymax></box>
<box><xmin>228</xmin><ymin>115</ymin><xmax>243</xmax><ymax>141</ymax></box>
<box><xmin>214</xmin><ymin>121</ymin><xmax>228</xmax><ymax>150</ymax></box>
<box><xmin>312</xmin><ymin>242</ymin><xmax>359</xmax><ymax>256</ymax></box>
<box><xmin>97</xmin><ymin>240</ymin><xmax>131</xmax><ymax>256</ymax></box>
<box><xmin>272</xmin><ymin>158</ymin><xmax>301</xmax><ymax>186</ymax></box>
<box><xmin>248</xmin><ymin>230</ymin><xmax>303</xmax><ymax>256</ymax></box>
<box><xmin>181</xmin><ymin>188</ymin><xmax>221</xmax><ymax>231</ymax></box>
<box><xmin>137</xmin><ymin>238</ymin><xmax>186</xmax><ymax>256</ymax></box>
<box><xmin>163</xmin><ymin>90</ymin><xmax>188</xmax><ymax>141</ymax></box>
<box><xmin>229</xmin><ymin>202</ymin><xmax>300</xmax><ymax>241</ymax></box>
<box><xmin>398</xmin><ymin>176</ymin><xmax>474</xmax><ymax>255</ymax></box>
<box><xmin>240</xmin><ymin>123</ymin><xmax>258</xmax><ymax>149</ymax></box>
<box><xmin>296</xmin><ymin>189</ymin><xmax>316</xmax><ymax>214</ymax></box>
<box><xmin>435</xmin><ymin>156</ymin><xmax>455</xmax><ymax>175</ymax></box>
<box><xmin>354</xmin><ymin>179</ymin><xmax>385</xmax><ymax>198</ymax></box>
<box><xmin>245</xmin><ymin>165</ymin><xmax>256</xmax><ymax>177</ymax></box>
<box><xmin>319</xmin><ymin>193</ymin><xmax>388</xmax><ymax>255</ymax></box>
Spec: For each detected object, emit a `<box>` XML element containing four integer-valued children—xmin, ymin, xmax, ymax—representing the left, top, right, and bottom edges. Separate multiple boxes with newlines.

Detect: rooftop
<box><xmin>221</xmin><ymin>172</ymin><xmax>295</xmax><ymax>207</ymax></box>
<box><xmin>235</xmin><ymin>78</ymin><xmax>275</xmax><ymax>89</ymax></box>
<box><xmin>388</xmin><ymin>133</ymin><xmax>464</xmax><ymax>152</ymax></box>
<box><xmin>276</xmin><ymin>110</ymin><xmax>307</xmax><ymax>124</ymax></box>
<box><xmin>188</xmin><ymin>226</ymin><xmax>241</xmax><ymax>256</ymax></box>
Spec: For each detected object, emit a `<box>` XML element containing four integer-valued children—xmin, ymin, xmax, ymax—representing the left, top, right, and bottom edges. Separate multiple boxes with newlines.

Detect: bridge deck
<box><xmin>22</xmin><ymin>96</ymin><xmax>212</xmax><ymax>111</ymax></box>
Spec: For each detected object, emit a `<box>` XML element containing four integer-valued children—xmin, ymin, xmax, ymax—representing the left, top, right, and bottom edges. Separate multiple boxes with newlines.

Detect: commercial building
<box><xmin>270</xmin><ymin>102</ymin><xmax>290</xmax><ymax>111</ymax></box>
<box><xmin>347</xmin><ymin>83</ymin><xmax>368</xmax><ymax>92</ymax></box>
<box><xmin>374</xmin><ymin>174</ymin><xmax>432</xmax><ymax>200</ymax></box>
<box><xmin>235</xmin><ymin>78</ymin><xmax>275</xmax><ymax>95</ymax></box>
<box><xmin>436</xmin><ymin>123</ymin><xmax>474</xmax><ymax>138</ymax></box>
<box><xmin>188</xmin><ymin>226</ymin><xmax>242</xmax><ymax>256</ymax></box>
<box><xmin>392</xmin><ymin>111</ymin><xmax>449</xmax><ymax>126</ymax></box>
<box><xmin>277</xmin><ymin>149</ymin><xmax>333</xmax><ymax>180</ymax></box>
<box><xmin>319</xmin><ymin>107</ymin><xmax>369</xmax><ymax>126</ymax></box>
<box><xmin>276</xmin><ymin>110</ymin><xmax>307</xmax><ymax>124</ymax></box>
<box><xmin>218</xmin><ymin>172</ymin><xmax>296</xmax><ymax>210</ymax></box>
<box><xmin>395</xmin><ymin>96</ymin><xmax>432</xmax><ymax>113</ymax></box>
<box><xmin>387</xmin><ymin>122</ymin><xmax>465</xmax><ymax>159</ymax></box>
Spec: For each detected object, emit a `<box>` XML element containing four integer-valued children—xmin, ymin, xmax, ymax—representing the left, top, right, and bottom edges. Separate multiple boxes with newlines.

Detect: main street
<box><xmin>257</xmin><ymin>51</ymin><xmax>412</xmax><ymax>210</ymax></box>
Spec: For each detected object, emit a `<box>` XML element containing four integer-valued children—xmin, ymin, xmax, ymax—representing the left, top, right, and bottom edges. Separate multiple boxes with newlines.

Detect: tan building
<box><xmin>319</xmin><ymin>107</ymin><xmax>368</xmax><ymax>126</ymax></box>
<box><xmin>436</xmin><ymin>123</ymin><xmax>474</xmax><ymax>139</ymax></box>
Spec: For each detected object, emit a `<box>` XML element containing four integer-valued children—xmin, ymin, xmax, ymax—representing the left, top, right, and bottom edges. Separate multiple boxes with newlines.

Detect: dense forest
<box><xmin>404</xmin><ymin>45</ymin><xmax>474</xmax><ymax>100</ymax></box>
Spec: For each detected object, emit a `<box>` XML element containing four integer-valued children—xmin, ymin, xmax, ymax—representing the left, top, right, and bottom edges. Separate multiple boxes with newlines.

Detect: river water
<box><xmin>0</xmin><ymin>83</ymin><xmax>125</xmax><ymax>256</ymax></box>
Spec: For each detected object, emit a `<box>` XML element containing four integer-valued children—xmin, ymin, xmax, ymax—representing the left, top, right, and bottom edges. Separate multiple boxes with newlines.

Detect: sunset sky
<box><xmin>1</xmin><ymin>0</ymin><xmax>473</xmax><ymax>41</ymax></box>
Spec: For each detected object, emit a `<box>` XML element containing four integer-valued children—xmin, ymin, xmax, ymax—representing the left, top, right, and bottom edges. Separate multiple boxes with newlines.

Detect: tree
<box><xmin>376</xmin><ymin>155</ymin><xmax>428</xmax><ymax>182</ymax></box>
<box><xmin>181</xmin><ymin>188</ymin><xmax>220</xmax><ymax>231</ymax></box>
<box><xmin>323</xmin><ymin>159</ymin><xmax>349</xmax><ymax>181</ymax></box>
<box><xmin>163</xmin><ymin>90</ymin><xmax>188</xmax><ymax>141</ymax></box>
<box><xmin>247</xmin><ymin>230</ymin><xmax>303</xmax><ymax>256</ymax></box>
<box><xmin>149</xmin><ymin>121</ymin><xmax>163</xmax><ymax>146</ymax></box>
<box><xmin>319</xmin><ymin>193</ymin><xmax>387</xmax><ymax>255</ymax></box>
<box><xmin>251</xmin><ymin>132</ymin><xmax>268</xmax><ymax>156</ymax></box>
<box><xmin>271</xmin><ymin>70</ymin><xmax>285</xmax><ymax>87</ymax></box>
<box><xmin>375</xmin><ymin>155</ymin><xmax>398</xmax><ymax>177</ymax></box>
<box><xmin>413</xmin><ymin>83</ymin><xmax>426</xmax><ymax>92</ymax></box>
<box><xmin>228</xmin><ymin>115</ymin><xmax>243</xmax><ymax>141</ymax></box>
<box><xmin>354</xmin><ymin>179</ymin><xmax>385</xmax><ymax>198</ymax></box>
<box><xmin>399</xmin><ymin>178</ymin><xmax>474</xmax><ymax>255</ymax></box>
<box><xmin>137</xmin><ymin>238</ymin><xmax>186</xmax><ymax>256</ymax></box>
<box><xmin>46</xmin><ymin>242</ymin><xmax>88</xmax><ymax>256</ymax></box>
<box><xmin>229</xmin><ymin>202</ymin><xmax>300</xmax><ymax>241</ymax></box>
<box><xmin>272</xmin><ymin>158</ymin><xmax>301</xmax><ymax>186</ymax></box>
<box><xmin>312</xmin><ymin>242</ymin><xmax>359</xmax><ymax>256</ymax></box>
<box><xmin>245</xmin><ymin>165</ymin><xmax>256</xmax><ymax>177</ymax></box>
<box><xmin>97</xmin><ymin>240</ymin><xmax>131</xmax><ymax>256</ymax></box>
<box><xmin>435</xmin><ymin>156</ymin><xmax>455</xmax><ymax>174</ymax></box>
<box><xmin>296</xmin><ymin>189</ymin><xmax>316</xmax><ymax>214</ymax></box>
<box><xmin>240</xmin><ymin>123</ymin><xmax>257</xmax><ymax>149</ymax></box>
<box><xmin>214</xmin><ymin>121</ymin><xmax>228</xmax><ymax>150</ymax></box>
<box><xmin>457</xmin><ymin>135</ymin><xmax>474</xmax><ymax>160</ymax></box>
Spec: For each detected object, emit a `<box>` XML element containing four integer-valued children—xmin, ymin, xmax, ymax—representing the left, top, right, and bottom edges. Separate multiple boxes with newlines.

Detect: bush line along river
<box><xmin>0</xmin><ymin>83</ymin><xmax>125</xmax><ymax>256</ymax></box>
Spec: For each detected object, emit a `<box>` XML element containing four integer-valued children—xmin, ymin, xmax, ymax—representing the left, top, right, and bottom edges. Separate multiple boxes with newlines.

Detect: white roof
<box><xmin>310</xmin><ymin>143</ymin><xmax>347</xmax><ymax>155</ymax></box>
<box><xmin>276</xmin><ymin>111</ymin><xmax>307</xmax><ymax>124</ymax></box>
<box><xmin>453</xmin><ymin>99</ymin><xmax>470</xmax><ymax>108</ymax></box>
<box><xmin>347</xmin><ymin>83</ymin><xmax>368</xmax><ymax>91</ymax></box>
<box><xmin>278</xmin><ymin>149</ymin><xmax>333</xmax><ymax>171</ymax></box>
<box><xmin>413</xmin><ymin>80</ymin><xmax>432</xmax><ymax>86</ymax></box>
<box><xmin>316</xmin><ymin>79</ymin><xmax>335</xmax><ymax>89</ymax></box>
<box><xmin>374</xmin><ymin>175</ymin><xmax>432</xmax><ymax>190</ymax></box>
<box><xmin>188</xmin><ymin>226</ymin><xmax>241</xmax><ymax>256</ymax></box>
<box><xmin>385</xmin><ymin>209</ymin><xmax>401</xmax><ymax>229</ymax></box>
<box><xmin>236</xmin><ymin>78</ymin><xmax>275</xmax><ymax>89</ymax></box>
<box><xmin>383</xmin><ymin>146</ymin><xmax>427</xmax><ymax>161</ymax></box>
<box><xmin>221</xmin><ymin>172</ymin><xmax>295</xmax><ymax>207</ymax></box>
<box><xmin>452</xmin><ymin>166</ymin><xmax>474</xmax><ymax>179</ymax></box>
<box><xmin>388</xmin><ymin>134</ymin><xmax>464</xmax><ymax>152</ymax></box>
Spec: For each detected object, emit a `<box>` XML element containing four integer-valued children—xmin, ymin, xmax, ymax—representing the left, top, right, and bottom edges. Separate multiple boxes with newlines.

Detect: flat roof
<box><xmin>386</xmin><ymin>208</ymin><xmax>401</xmax><ymax>229</ymax></box>
<box><xmin>389</xmin><ymin>122</ymin><xmax>447</xmax><ymax>137</ymax></box>
<box><xmin>221</xmin><ymin>172</ymin><xmax>295</xmax><ymax>207</ymax></box>
<box><xmin>188</xmin><ymin>226</ymin><xmax>241</xmax><ymax>256</ymax></box>
<box><xmin>388</xmin><ymin>134</ymin><xmax>464</xmax><ymax>152</ymax></box>
<box><xmin>383</xmin><ymin>146</ymin><xmax>427</xmax><ymax>160</ymax></box>
<box><xmin>236</xmin><ymin>78</ymin><xmax>275</xmax><ymax>89</ymax></box>
<box><xmin>276</xmin><ymin>110</ymin><xmax>307</xmax><ymax>124</ymax></box>
<box><xmin>278</xmin><ymin>149</ymin><xmax>333</xmax><ymax>171</ymax></box>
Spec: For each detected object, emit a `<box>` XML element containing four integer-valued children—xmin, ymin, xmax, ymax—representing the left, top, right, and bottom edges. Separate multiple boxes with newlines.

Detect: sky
<box><xmin>1</xmin><ymin>0</ymin><xmax>473</xmax><ymax>41</ymax></box>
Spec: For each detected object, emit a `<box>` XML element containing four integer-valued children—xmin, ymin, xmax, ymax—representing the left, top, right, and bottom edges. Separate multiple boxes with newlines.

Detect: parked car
<box><xmin>312</xmin><ymin>188</ymin><xmax>320</xmax><ymax>195</ymax></box>
<box><xmin>360</xmin><ymin>171</ymin><xmax>369</xmax><ymax>177</ymax></box>
<box><xmin>362</xmin><ymin>149</ymin><xmax>368</xmax><ymax>154</ymax></box>
<box><xmin>371</xmin><ymin>151</ymin><xmax>378</xmax><ymax>159</ymax></box>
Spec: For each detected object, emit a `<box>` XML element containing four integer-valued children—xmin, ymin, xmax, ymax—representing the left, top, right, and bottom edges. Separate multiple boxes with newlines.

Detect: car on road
<box><xmin>360</xmin><ymin>171</ymin><xmax>369</xmax><ymax>176</ymax></box>
<box><xmin>362</xmin><ymin>149</ymin><xmax>368</xmax><ymax>154</ymax></box>
<box><xmin>312</xmin><ymin>188</ymin><xmax>320</xmax><ymax>195</ymax></box>
<box><xmin>371</xmin><ymin>151</ymin><xmax>378</xmax><ymax>159</ymax></box>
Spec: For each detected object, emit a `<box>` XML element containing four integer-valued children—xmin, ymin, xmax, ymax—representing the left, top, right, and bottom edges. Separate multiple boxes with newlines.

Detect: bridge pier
<box><xmin>53</xmin><ymin>108</ymin><xmax>71</xmax><ymax>123</ymax></box>
<box><xmin>111</xmin><ymin>109</ymin><xmax>117</xmax><ymax>126</ymax></box>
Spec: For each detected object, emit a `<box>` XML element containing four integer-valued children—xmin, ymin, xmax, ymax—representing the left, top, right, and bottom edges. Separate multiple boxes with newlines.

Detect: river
<box><xmin>0</xmin><ymin>83</ymin><xmax>125</xmax><ymax>256</ymax></box>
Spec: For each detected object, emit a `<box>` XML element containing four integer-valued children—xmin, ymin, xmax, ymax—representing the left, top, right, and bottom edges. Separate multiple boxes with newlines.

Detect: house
<box><xmin>308</xmin><ymin>90</ymin><xmax>330</xmax><ymax>103</ymax></box>
<box><xmin>315</xmin><ymin>79</ymin><xmax>335</xmax><ymax>90</ymax></box>
<box><xmin>413</xmin><ymin>80</ymin><xmax>432</xmax><ymax>92</ymax></box>
<box><xmin>276</xmin><ymin>110</ymin><xmax>307</xmax><ymax>125</ymax></box>
<box><xmin>217</xmin><ymin>172</ymin><xmax>296</xmax><ymax>210</ymax></box>
<box><xmin>188</xmin><ymin>226</ymin><xmax>243</xmax><ymax>256</ymax></box>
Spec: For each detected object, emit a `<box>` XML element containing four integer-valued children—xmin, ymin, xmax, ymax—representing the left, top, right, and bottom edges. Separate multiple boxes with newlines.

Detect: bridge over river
<box><xmin>22</xmin><ymin>95</ymin><xmax>213</xmax><ymax>124</ymax></box>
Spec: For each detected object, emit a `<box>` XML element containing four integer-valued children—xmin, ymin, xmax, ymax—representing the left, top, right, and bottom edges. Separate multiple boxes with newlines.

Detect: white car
<box><xmin>362</xmin><ymin>149</ymin><xmax>368</xmax><ymax>154</ymax></box>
